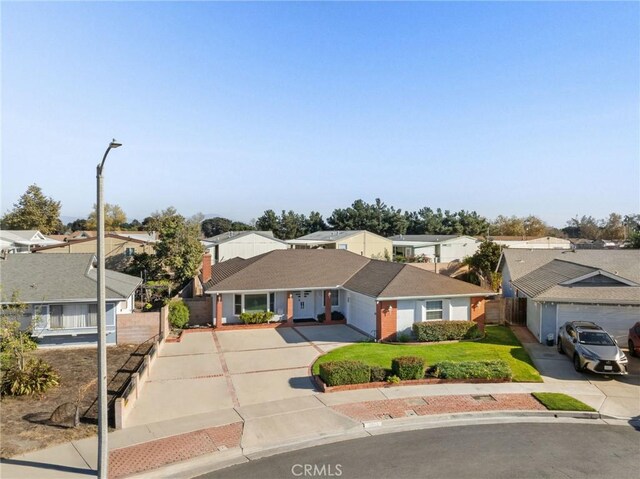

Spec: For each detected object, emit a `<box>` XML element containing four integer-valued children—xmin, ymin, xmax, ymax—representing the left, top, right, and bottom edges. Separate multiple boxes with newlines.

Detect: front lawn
<box><xmin>312</xmin><ymin>325</ymin><xmax>542</xmax><ymax>382</ymax></box>
<box><xmin>532</xmin><ymin>392</ymin><xmax>596</xmax><ymax>412</ymax></box>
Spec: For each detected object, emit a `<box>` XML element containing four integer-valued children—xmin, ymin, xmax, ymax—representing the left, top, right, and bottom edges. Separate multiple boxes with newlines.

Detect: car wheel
<box><xmin>629</xmin><ymin>340</ymin><xmax>637</xmax><ymax>357</ymax></box>
<box><xmin>557</xmin><ymin>338</ymin><xmax>564</xmax><ymax>354</ymax></box>
<box><xmin>573</xmin><ymin>354</ymin><xmax>582</xmax><ymax>372</ymax></box>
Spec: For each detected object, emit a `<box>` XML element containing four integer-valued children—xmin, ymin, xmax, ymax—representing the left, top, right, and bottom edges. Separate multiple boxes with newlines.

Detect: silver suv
<box><xmin>557</xmin><ymin>321</ymin><xmax>628</xmax><ymax>375</ymax></box>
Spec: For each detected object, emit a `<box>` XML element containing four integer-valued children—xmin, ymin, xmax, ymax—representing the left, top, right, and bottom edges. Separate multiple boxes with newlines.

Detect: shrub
<box><xmin>387</xmin><ymin>375</ymin><xmax>400</xmax><ymax>384</ymax></box>
<box><xmin>370</xmin><ymin>366</ymin><xmax>388</xmax><ymax>382</ymax></box>
<box><xmin>319</xmin><ymin>360</ymin><xmax>371</xmax><ymax>387</ymax></box>
<box><xmin>168</xmin><ymin>301</ymin><xmax>190</xmax><ymax>329</ymax></box>
<box><xmin>396</xmin><ymin>332</ymin><xmax>411</xmax><ymax>343</ymax></box>
<box><xmin>391</xmin><ymin>356</ymin><xmax>426</xmax><ymax>380</ymax></box>
<box><xmin>239</xmin><ymin>311</ymin><xmax>274</xmax><ymax>324</ymax></box>
<box><xmin>429</xmin><ymin>360</ymin><xmax>512</xmax><ymax>380</ymax></box>
<box><xmin>1</xmin><ymin>358</ymin><xmax>60</xmax><ymax>396</ymax></box>
<box><xmin>316</xmin><ymin>311</ymin><xmax>346</xmax><ymax>322</ymax></box>
<box><xmin>412</xmin><ymin>321</ymin><xmax>482</xmax><ymax>342</ymax></box>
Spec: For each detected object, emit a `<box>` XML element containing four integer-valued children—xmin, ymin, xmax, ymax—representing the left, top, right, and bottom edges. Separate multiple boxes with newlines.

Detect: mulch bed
<box><xmin>314</xmin><ymin>375</ymin><xmax>511</xmax><ymax>393</ymax></box>
<box><xmin>1</xmin><ymin>342</ymin><xmax>151</xmax><ymax>458</ymax></box>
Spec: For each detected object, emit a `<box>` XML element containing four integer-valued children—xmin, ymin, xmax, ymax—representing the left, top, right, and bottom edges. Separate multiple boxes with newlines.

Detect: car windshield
<box><xmin>579</xmin><ymin>331</ymin><xmax>615</xmax><ymax>346</ymax></box>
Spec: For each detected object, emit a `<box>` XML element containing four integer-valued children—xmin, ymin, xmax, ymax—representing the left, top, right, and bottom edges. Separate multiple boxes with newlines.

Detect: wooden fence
<box><xmin>485</xmin><ymin>298</ymin><xmax>527</xmax><ymax>325</ymax></box>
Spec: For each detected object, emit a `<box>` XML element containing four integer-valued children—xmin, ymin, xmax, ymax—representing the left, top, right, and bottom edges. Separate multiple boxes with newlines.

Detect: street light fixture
<box><xmin>96</xmin><ymin>139</ymin><xmax>122</xmax><ymax>479</ymax></box>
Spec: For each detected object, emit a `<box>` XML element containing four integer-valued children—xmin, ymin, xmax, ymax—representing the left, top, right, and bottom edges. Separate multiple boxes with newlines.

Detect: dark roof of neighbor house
<box><xmin>203</xmin><ymin>249</ymin><xmax>492</xmax><ymax>299</ymax></box>
<box><xmin>202</xmin><ymin>231</ymin><xmax>287</xmax><ymax>245</ymax></box>
<box><xmin>507</xmin><ymin>254</ymin><xmax>640</xmax><ymax>305</ymax></box>
<box><xmin>0</xmin><ymin>253</ymin><xmax>142</xmax><ymax>303</ymax></box>
<box><xmin>498</xmin><ymin>249</ymin><xmax>640</xmax><ymax>283</ymax></box>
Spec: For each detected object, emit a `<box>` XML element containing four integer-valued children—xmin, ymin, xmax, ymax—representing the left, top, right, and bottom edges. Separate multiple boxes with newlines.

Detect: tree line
<box><xmin>2</xmin><ymin>185</ymin><xmax>639</xmax><ymax>245</ymax></box>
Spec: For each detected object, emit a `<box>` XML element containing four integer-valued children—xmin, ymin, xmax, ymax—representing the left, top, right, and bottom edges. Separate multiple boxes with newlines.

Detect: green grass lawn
<box><xmin>532</xmin><ymin>392</ymin><xmax>596</xmax><ymax>411</ymax></box>
<box><xmin>312</xmin><ymin>325</ymin><xmax>542</xmax><ymax>382</ymax></box>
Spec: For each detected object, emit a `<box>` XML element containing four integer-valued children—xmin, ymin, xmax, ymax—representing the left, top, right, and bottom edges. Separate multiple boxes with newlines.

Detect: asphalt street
<box><xmin>200</xmin><ymin>423</ymin><xmax>639</xmax><ymax>479</ymax></box>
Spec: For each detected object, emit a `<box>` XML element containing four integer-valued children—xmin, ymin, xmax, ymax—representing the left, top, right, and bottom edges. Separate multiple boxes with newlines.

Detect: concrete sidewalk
<box><xmin>0</xmin><ymin>380</ymin><xmax>619</xmax><ymax>479</ymax></box>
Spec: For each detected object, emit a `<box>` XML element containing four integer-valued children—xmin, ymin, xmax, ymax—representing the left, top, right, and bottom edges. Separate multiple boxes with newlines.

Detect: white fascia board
<box><xmin>560</xmin><ymin>270</ymin><xmax>638</xmax><ymax>287</ymax></box>
<box><xmin>376</xmin><ymin>292</ymin><xmax>494</xmax><ymax>301</ymax></box>
<box><xmin>205</xmin><ymin>286</ymin><xmax>342</xmax><ymax>295</ymax></box>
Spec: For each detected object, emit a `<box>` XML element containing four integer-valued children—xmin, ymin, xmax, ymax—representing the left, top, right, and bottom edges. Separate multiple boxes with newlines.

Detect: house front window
<box><xmin>244</xmin><ymin>294</ymin><xmax>268</xmax><ymax>312</ymax></box>
<box><xmin>323</xmin><ymin>289</ymin><xmax>340</xmax><ymax>307</ymax></box>
<box><xmin>124</xmin><ymin>247</ymin><xmax>136</xmax><ymax>257</ymax></box>
<box><xmin>49</xmin><ymin>304</ymin><xmax>98</xmax><ymax>329</ymax></box>
<box><xmin>234</xmin><ymin>295</ymin><xmax>242</xmax><ymax>315</ymax></box>
<box><xmin>425</xmin><ymin>300</ymin><xmax>443</xmax><ymax>321</ymax></box>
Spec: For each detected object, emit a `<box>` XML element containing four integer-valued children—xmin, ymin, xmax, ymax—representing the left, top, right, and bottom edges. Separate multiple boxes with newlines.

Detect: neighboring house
<box><xmin>202</xmin><ymin>249</ymin><xmax>493</xmax><ymax>340</ymax></box>
<box><xmin>0</xmin><ymin>230</ymin><xmax>63</xmax><ymax>253</ymax></box>
<box><xmin>485</xmin><ymin>236</ymin><xmax>571</xmax><ymax>250</ymax></box>
<box><xmin>497</xmin><ymin>249</ymin><xmax>640</xmax><ymax>344</ymax></box>
<box><xmin>288</xmin><ymin>231</ymin><xmax>393</xmax><ymax>259</ymax></box>
<box><xmin>389</xmin><ymin>235</ymin><xmax>480</xmax><ymax>263</ymax></box>
<box><xmin>51</xmin><ymin>230</ymin><xmax>158</xmax><ymax>242</ymax></box>
<box><xmin>32</xmin><ymin>233</ymin><xmax>156</xmax><ymax>271</ymax></box>
<box><xmin>201</xmin><ymin>231</ymin><xmax>289</xmax><ymax>264</ymax></box>
<box><xmin>571</xmin><ymin>238</ymin><xmax>624</xmax><ymax>250</ymax></box>
<box><xmin>0</xmin><ymin>253</ymin><xmax>141</xmax><ymax>346</ymax></box>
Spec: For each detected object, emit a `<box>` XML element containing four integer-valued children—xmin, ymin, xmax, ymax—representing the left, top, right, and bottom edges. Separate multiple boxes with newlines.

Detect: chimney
<box><xmin>202</xmin><ymin>253</ymin><xmax>212</xmax><ymax>283</ymax></box>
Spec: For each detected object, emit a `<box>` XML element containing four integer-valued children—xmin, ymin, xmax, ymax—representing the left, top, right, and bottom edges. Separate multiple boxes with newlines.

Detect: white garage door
<box><xmin>557</xmin><ymin>304</ymin><xmax>639</xmax><ymax>344</ymax></box>
<box><xmin>347</xmin><ymin>291</ymin><xmax>377</xmax><ymax>337</ymax></box>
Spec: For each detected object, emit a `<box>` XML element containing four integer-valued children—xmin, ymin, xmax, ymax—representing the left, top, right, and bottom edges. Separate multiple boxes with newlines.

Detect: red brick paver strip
<box><xmin>109</xmin><ymin>422</ymin><xmax>243</xmax><ymax>479</ymax></box>
<box><xmin>332</xmin><ymin>394</ymin><xmax>546</xmax><ymax>421</ymax></box>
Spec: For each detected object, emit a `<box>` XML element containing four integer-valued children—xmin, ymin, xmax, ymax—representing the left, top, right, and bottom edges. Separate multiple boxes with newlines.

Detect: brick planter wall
<box><xmin>116</xmin><ymin>312</ymin><xmax>160</xmax><ymax>344</ymax></box>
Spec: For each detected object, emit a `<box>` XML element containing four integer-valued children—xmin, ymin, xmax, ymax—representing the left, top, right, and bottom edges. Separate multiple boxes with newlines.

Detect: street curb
<box><xmin>121</xmin><ymin>409</ymin><xmax>630</xmax><ymax>478</ymax></box>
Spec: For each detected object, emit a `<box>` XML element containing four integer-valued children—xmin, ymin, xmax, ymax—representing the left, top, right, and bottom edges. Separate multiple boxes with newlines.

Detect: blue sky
<box><xmin>2</xmin><ymin>2</ymin><xmax>638</xmax><ymax>227</ymax></box>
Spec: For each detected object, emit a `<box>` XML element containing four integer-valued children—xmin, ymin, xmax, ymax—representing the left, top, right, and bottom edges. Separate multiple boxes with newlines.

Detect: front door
<box><xmin>293</xmin><ymin>291</ymin><xmax>313</xmax><ymax>319</ymax></box>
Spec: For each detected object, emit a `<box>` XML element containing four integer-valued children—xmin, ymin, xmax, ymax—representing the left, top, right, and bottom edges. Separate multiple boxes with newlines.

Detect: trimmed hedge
<box><xmin>412</xmin><ymin>321</ymin><xmax>482</xmax><ymax>342</ymax></box>
<box><xmin>370</xmin><ymin>366</ymin><xmax>388</xmax><ymax>382</ymax></box>
<box><xmin>429</xmin><ymin>360</ymin><xmax>512</xmax><ymax>380</ymax></box>
<box><xmin>239</xmin><ymin>311</ymin><xmax>274</xmax><ymax>324</ymax></box>
<box><xmin>317</xmin><ymin>311</ymin><xmax>346</xmax><ymax>322</ymax></box>
<box><xmin>391</xmin><ymin>356</ymin><xmax>426</xmax><ymax>380</ymax></box>
<box><xmin>319</xmin><ymin>360</ymin><xmax>371</xmax><ymax>387</ymax></box>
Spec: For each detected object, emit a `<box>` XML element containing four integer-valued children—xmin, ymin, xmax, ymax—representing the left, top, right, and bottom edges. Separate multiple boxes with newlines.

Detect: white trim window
<box><xmin>425</xmin><ymin>300</ymin><xmax>443</xmax><ymax>321</ymax></box>
<box><xmin>49</xmin><ymin>304</ymin><xmax>98</xmax><ymax>329</ymax></box>
<box><xmin>323</xmin><ymin>289</ymin><xmax>340</xmax><ymax>307</ymax></box>
<box><xmin>234</xmin><ymin>293</ymin><xmax>276</xmax><ymax>315</ymax></box>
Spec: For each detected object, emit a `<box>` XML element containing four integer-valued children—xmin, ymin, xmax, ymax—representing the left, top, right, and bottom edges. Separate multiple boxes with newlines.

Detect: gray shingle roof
<box><xmin>0</xmin><ymin>253</ymin><xmax>141</xmax><ymax>303</ymax></box>
<box><xmin>388</xmin><ymin>234</ymin><xmax>460</xmax><ymax>243</ymax></box>
<box><xmin>294</xmin><ymin>230</ymin><xmax>365</xmax><ymax>242</ymax></box>
<box><xmin>511</xmin><ymin>260</ymin><xmax>597</xmax><ymax>298</ymax></box>
<box><xmin>202</xmin><ymin>231</ymin><xmax>286</xmax><ymax>246</ymax></box>
<box><xmin>204</xmin><ymin>249</ymin><xmax>493</xmax><ymax>299</ymax></box>
<box><xmin>498</xmin><ymin>249</ymin><xmax>640</xmax><ymax>283</ymax></box>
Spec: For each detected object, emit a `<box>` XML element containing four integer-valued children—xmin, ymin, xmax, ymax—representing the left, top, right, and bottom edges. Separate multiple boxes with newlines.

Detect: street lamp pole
<box><xmin>96</xmin><ymin>139</ymin><xmax>122</xmax><ymax>479</ymax></box>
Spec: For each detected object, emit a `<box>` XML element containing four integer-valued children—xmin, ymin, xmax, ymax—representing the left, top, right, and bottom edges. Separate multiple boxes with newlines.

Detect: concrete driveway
<box><xmin>513</xmin><ymin>326</ymin><xmax>640</xmax><ymax>419</ymax></box>
<box><xmin>126</xmin><ymin>325</ymin><xmax>367</xmax><ymax>427</ymax></box>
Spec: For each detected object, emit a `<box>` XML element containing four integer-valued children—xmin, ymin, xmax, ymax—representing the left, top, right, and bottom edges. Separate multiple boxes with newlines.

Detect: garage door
<box><xmin>557</xmin><ymin>304</ymin><xmax>639</xmax><ymax>344</ymax></box>
<box><xmin>347</xmin><ymin>292</ymin><xmax>377</xmax><ymax>337</ymax></box>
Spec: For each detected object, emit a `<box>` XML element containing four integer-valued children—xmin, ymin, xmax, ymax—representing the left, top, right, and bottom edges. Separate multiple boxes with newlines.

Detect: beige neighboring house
<box><xmin>32</xmin><ymin>233</ymin><xmax>156</xmax><ymax>271</ymax></box>
<box><xmin>201</xmin><ymin>231</ymin><xmax>289</xmax><ymax>264</ymax></box>
<box><xmin>288</xmin><ymin>230</ymin><xmax>393</xmax><ymax>259</ymax></box>
<box><xmin>484</xmin><ymin>236</ymin><xmax>571</xmax><ymax>250</ymax></box>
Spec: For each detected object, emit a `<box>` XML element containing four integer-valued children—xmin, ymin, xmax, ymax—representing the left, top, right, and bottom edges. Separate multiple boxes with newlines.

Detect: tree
<box><xmin>306</xmin><ymin>211</ymin><xmax>328</xmax><ymax>233</ymax></box>
<box><xmin>601</xmin><ymin>213</ymin><xmax>625</xmax><ymax>240</ymax></box>
<box><xmin>564</xmin><ymin>215</ymin><xmax>601</xmax><ymax>240</ymax></box>
<box><xmin>255</xmin><ymin>210</ymin><xmax>280</xmax><ymax>235</ymax></box>
<box><xmin>462</xmin><ymin>241</ymin><xmax>502</xmax><ymax>287</ymax></box>
<box><xmin>144</xmin><ymin>207</ymin><xmax>204</xmax><ymax>287</ymax></box>
<box><xmin>0</xmin><ymin>184</ymin><xmax>63</xmax><ymax>234</ymax></box>
<box><xmin>86</xmin><ymin>203</ymin><xmax>127</xmax><ymax>231</ymax></box>
<box><xmin>201</xmin><ymin>217</ymin><xmax>233</xmax><ymax>238</ymax></box>
<box><xmin>491</xmin><ymin>215</ymin><xmax>526</xmax><ymax>237</ymax></box>
<box><xmin>523</xmin><ymin>215</ymin><xmax>549</xmax><ymax>237</ymax></box>
<box><xmin>230</xmin><ymin>221</ymin><xmax>254</xmax><ymax>231</ymax></box>
<box><xmin>624</xmin><ymin>231</ymin><xmax>640</xmax><ymax>249</ymax></box>
<box><xmin>66</xmin><ymin>218</ymin><xmax>88</xmax><ymax>232</ymax></box>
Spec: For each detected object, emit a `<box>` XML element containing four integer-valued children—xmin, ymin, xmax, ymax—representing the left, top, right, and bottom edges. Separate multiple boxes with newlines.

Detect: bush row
<box><xmin>239</xmin><ymin>311</ymin><xmax>274</xmax><ymax>324</ymax></box>
<box><xmin>412</xmin><ymin>321</ymin><xmax>482</xmax><ymax>342</ymax></box>
<box><xmin>429</xmin><ymin>360</ymin><xmax>512</xmax><ymax>380</ymax></box>
<box><xmin>317</xmin><ymin>311</ymin><xmax>345</xmax><ymax>322</ymax></box>
<box><xmin>318</xmin><ymin>358</ymin><xmax>512</xmax><ymax>386</ymax></box>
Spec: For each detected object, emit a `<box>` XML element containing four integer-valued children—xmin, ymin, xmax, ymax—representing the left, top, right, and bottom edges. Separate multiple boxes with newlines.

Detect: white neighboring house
<box><xmin>202</xmin><ymin>231</ymin><xmax>289</xmax><ymax>264</ymax></box>
<box><xmin>488</xmin><ymin>236</ymin><xmax>571</xmax><ymax>250</ymax></box>
<box><xmin>389</xmin><ymin>235</ymin><xmax>481</xmax><ymax>263</ymax></box>
<box><xmin>497</xmin><ymin>249</ymin><xmax>640</xmax><ymax>344</ymax></box>
<box><xmin>0</xmin><ymin>230</ymin><xmax>63</xmax><ymax>253</ymax></box>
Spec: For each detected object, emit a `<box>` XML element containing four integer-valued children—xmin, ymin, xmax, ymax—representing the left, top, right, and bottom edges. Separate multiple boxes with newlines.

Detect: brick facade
<box><xmin>286</xmin><ymin>292</ymin><xmax>294</xmax><ymax>324</ymax></box>
<box><xmin>376</xmin><ymin>300</ymin><xmax>397</xmax><ymax>341</ymax></box>
<box><xmin>202</xmin><ymin>253</ymin><xmax>212</xmax><ymax>283</ymax></box>
<box><xmin>324</xmin><ymin>290</ymin><xmax>332</xmax><ymax>323</ymax></box>
<box><xmin>470</xmin><ymin>296</ymin><xmax>486</xmax><ymax>333</ymax></box>
<box><xmin>215</xmin><ymin>294</ymin><xmax>223</xmax><ymax>326</ymax></box>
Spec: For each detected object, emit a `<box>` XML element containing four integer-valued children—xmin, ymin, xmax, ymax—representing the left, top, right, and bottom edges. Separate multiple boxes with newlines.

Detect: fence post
<box><xmin>115</xmin><ymin>398</ymin><xmax>124</xmax><ymax>430</ymax></box>
<box><xmin>131</xmin><ymin>373</ymin><xmax>139</xmax><ymax>399</ymax></box>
